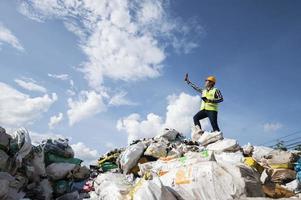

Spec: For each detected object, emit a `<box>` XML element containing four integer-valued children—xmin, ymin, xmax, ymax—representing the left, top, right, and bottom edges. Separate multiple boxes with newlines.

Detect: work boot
<box><xmin>191</xmin><ymin>125</ymin><xmax>204</xmax><ymax>142</ymax></box>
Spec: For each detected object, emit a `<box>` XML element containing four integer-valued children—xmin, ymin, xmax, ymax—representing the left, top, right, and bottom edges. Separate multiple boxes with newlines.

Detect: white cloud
<box><xmin>67</xmin><ymin>90</ymin><xmax>106</xmax><ymax>126</ymax></box>
<box><xmin>0</xmin><ymin>23</ymin><xmax>24</xmax><ymax>51</ymax></box>
<box><xmin>19</xmin><ymin>0</ymin><xmax>200</xmax><ymax>90</ymax></box>
<box><xmin>164</xmin><ymin>93</ymin><xmax>201</xmax><ymax>133</ymax></box>
<box><xmin>264</xmin><ymin>122</ymin><xmax>283</xmax><ymax>133</ymax></box>
<box><xmin>117</xmin><ymin>92</ymin><xmax>211</xmax><ymax>143</ymax></box>
<box><xmin>48</xmin><ymin>73</ymin><xmax>70</xmax><ymax>81</ymax></box>
<box><xmin>71</xmin><ymin>142</ymin><xmax>98</xmax><ymax>165</ymax></box>
<box><xmin>15</xmin><ymin>78</ymin><xmax>47</xmax><ymax>93</ymax></box>
<box><xmin>48</xmin><ymin>113</ymin><xmax>64</xmax><ymax>129</ymax></box>
<box><xmin>117</xmin><ymin>113</ymin><xmax>163</xmax><ymax>143</ymax></box>
<box><xmin>109</xmin><ymin>91</ymin><xmax>137</xmax><ymax>106</ymax></box>
<box><xmin>0</xmin><ymin>82</ymin><xmax>57</xmax><ymax>127</ymax></box>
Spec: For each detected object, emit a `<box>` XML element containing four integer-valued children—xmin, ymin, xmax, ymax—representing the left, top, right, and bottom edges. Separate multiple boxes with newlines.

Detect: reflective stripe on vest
<box><xmin>200</xmin><ymin>88</ymin><xmax>218</xmax><ymax>111</ymax></box>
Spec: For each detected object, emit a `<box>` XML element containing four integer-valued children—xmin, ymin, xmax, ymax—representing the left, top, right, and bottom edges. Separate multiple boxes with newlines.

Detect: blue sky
<box><xmin>0</xmin><ymin>0</ymin><xmax>300</xmax><ymax>162</ymax></box>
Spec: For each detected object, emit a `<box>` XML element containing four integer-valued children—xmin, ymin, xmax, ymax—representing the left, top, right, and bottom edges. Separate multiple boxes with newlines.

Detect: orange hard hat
<box><xmin>206</xmin><ymin>76</ymin><xmax>216</xmax><ymax>83</ymax></box>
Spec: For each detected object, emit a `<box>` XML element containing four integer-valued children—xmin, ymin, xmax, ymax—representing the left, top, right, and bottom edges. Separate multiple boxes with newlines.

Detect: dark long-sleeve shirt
<box><xmin>186</xmin><ymin>80</ymin><xmax>223</xmax><ymax>103</ymax></box>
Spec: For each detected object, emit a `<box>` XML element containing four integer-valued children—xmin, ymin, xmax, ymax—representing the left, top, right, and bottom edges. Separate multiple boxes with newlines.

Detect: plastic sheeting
<box><xmin>198</xmin><ymin>131</ymin><xmax>223</xmax><ymax>146</ymax></box>
<box><xmin>139</xmin><ymin>150</ymin><xmax>214</xmax><ymax>177</ymax></box>
<box><xmin>252</xmin><ymin>146</ymin><xmax>273</xmax><ymax>162</ymax></box>
<box><xmin>159</xmin><ymin>161</ymin><xmax>263</xmax><ymax>200</ymax></box>
<box><xmin>94</xmin><ymin>173</ymin><xmax>132</xmax><ymax>200</ymax></box>
<box><xmin>120</xmin><ymin>142</ymin><xmax>145</xmax><ymax>174</ymax></box>
<box><xmin>46</xmin><ymin>163</ymin><xmax>77</xmax><ymax>181</ymax></box>
<box><xmin>132</xmin><ymin>177</ymin><xmax>177</xmax><ymax>200</ymax></box>
<box><xmin>144</xmin><ymin>142</ymin><xmax>167</xmax><ymax>158</ymax></box>
<box><xmin>266</xmin><ymin>150</ymin><xmax>295</xmax><ymax>166</ymax></box>
<box><xmin>214</xmin><ymin>151</ymin><xmax>245</xmax><ymax>165</ymax></box>
<box><xmin>207</xmin><ymin>138</ymin><xmax>240</xmax><ymax>152</ymax></box>
<box><xmin>156</xmin><ymin>128</ymin><xmax>179</xmax><ymax>141</ymax></box>
<box><xmin>11</xmin><ymin>128</ymin><xmax>32</xmax><ymax>168</ymax></box>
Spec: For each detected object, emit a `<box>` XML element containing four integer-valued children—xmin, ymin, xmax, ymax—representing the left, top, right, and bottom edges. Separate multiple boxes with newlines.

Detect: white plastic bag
<box><xmin>132</xmin><ymin>177</ymin><xmax>177</xmax><ymax>200</ymax></box>
<box><xmin>46</xmin><ymin>163</ymin><xmax>76</xmax><ymax>180</ymax></box>
<box><xmin>40</xmin><ymin>179</ymin><xmax>53</xmax><ymax>200</ymax></box>
<box><xmin>144</xmin><ymin>142</ymin><xmax>167</xmax><ymax>158</ymax></box>
<box><xmin>266</xmin><ymin>150</ymin><xmax>294</xmax><ymax>165</ymax></box>
<box><xmin>12</xmin><ymin>128</ymin><xmax>32</xmax><ymax>167</ymax></box>
<box><xmin>214</xmin><ymin>151</ymin><xmax>245</xmax><ymax>165</ymax></box>
<box><xmin>156</xmin><ymin>128</ymin><xmax>179</xmax><ymax>141</ymax></box>
<box><xmin>120</xmin><ymin>142</ymin><xmax>145</xmax><ymax>174</ymax></box>
<box><xmin>139</xmin><ymin>150</ymin><xmax>214</xmax><ymax>177</ymax></box>
<box><xmin>198</xmin><ymin>131</ymin><xmax>223</xmax><ymax>146</ymax></box>
<box><xmin>94</xmin><ymin>173</ymin><xmax>132</xmax><ymax>200</ymax></box>
<box><xmin>0</xmin><ymin>172</ymin><xmax>26</xmax><ymax>200</ymax></box>
<box><xmin>160</xmin><ymin>161</ymin><xmax>263</xmax><ymax>200</ymax></box>
<box><xmin>0</xmin><ymin>179</ymin><xmax>9</xmax><ymax>199</ymax></box>
<box><xmin>242</xmin><ymin>143</ymin><xmax>254</xmax><ymax>156</ymax></box>
<box><xmin>159</xmin><ymin>161</ymin><xmax>245</xmax><ymax>200</ymax></box>
<box><xmin>31</xmin><ymin>146</ymin><xmax>46</xmax><ymax>179</ymax></box>
<box><xmin>207</xmin><ymin>138</ymin><xmax>240</xmax><ymax>152</ymax></box>
<box><xmin>191</xmin><ymin>125</ymin><xmax>202</xmax><ymax>142</ymax></box>
<box><xmin>252</xmin><ymin>146</ymin><xmax>273</xmax><ymax>162</ymax></box>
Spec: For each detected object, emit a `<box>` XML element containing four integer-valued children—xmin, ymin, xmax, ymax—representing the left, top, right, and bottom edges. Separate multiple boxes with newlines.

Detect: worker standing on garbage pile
<box><xmin>185</xmin><ymin>73</ymin><xmax>223</xmax><ymax>135</ymax></box>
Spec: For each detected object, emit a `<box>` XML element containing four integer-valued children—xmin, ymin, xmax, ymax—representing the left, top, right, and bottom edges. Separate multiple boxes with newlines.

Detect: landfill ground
<box><xmin>1</xmin><ymin>126</ymin><xmax>301</xmax><ymax>200</ymax></box>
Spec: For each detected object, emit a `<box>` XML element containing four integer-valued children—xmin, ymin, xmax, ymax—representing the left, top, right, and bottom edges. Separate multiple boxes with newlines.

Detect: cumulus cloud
<box><xmin>0</xmin><ymin>23</ymin><xmax>24</xmax><ymax>51</ymax></box>
<box><xmin>48</xmin><ymin>113</ymin><xmax>64</xmax><ymax>129</ymax></box>
<box><xmin>117</xmin><ymin>113</ymin><xmax>163</xmax><ymax>143</ymax></box>
<box><xmin>15</xmin><ymin>78</ymin><xmax>47</xmax><ymax>93</ymax></box>
<box><xmin>264</xmin><ymin>122</ymin><xmax>283</xmax><ymax>133</ymax></box>
<box><xmin>71</xmin><ymin>142</ymin><xmax>98</xmax><ymax>165</ymax></box>
<box><xmin>164</xmin><ymin>93</ymin><xmax>201</xmax><ymax>133</ymax></box>
<box><xmin>19</xmin><ymin>0</ymin><xmax>201</xmax><ymax>90</ymax></box>
<box><xmin>117</xmin><ymin>92</ymin><xmax>211</xmax><ymax>143</ymax></box>
<box><xmin>0</xmin><ymin>82</ymin><xmax>57</xmax><ymax>127</ymax></box>
<box><xmin>67</xmin><ymin>90</ymin><xmax>106</xmax><ymax>126</ymax></box>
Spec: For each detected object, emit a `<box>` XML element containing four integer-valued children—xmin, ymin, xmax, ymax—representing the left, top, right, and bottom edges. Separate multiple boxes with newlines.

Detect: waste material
<box><xmin>197</xmin><ymin>131</ymin><xmax>223</xmax><ymax>146</ymax></box>
<box><xmin>207</xmin><ymin>138</ymin><xmax>240</xmax><ymax>152</ymax></box>
<box><xmin>0</xmin><ymin>125</ymin><xmax>300</xmax><ymax>199</ymax></box>
<box><xmin>84</xmin><ymin>126</ymin><xmax>301</xmax><ymax>200</ymax></box>
<box><xmin>0</xmin><ymin>126</ymin><xmax>90</xmax><ymax>200</ymax></box>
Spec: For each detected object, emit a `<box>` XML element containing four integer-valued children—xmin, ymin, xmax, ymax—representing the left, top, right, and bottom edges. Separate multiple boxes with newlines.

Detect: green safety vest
<box><xmin>200</xmin><ymin>87</ymin><xmax>218</xmax><ymax>111</ymax></box>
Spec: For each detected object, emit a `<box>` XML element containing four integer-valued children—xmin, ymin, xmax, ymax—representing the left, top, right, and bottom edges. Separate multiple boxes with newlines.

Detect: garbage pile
<box><xmin>1</xmin><ymin>125</ymin><xmax>301</xmax><ymax>200</ymax></box>
<box><xmin>0</xmin><ymin>126</ymin><xmax>91</xmax><ymax>200</ymax></box>
<box><xmin>90</xmin><ymin>128</ymin><xmax>301</xmax><ymax>200</ymax></box>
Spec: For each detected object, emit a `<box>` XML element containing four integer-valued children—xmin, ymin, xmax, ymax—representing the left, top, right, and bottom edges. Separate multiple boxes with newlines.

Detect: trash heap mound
<box><xmin>90</xmin><ymin>128</ymin><xmax>301</xmax><ymax>200</ymax></box>
<box><xmin>1</xmin><ymin>125</ymin><xmax>301</xmax><ymax>200</ymax></box>
<box><xmin>0</xmin><ymin>126</ymin><xmax>91</xmax><ymax>200</ymax></box>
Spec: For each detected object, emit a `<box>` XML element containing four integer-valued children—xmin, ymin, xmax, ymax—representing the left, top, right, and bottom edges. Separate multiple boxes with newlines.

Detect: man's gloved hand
<box><xmin>202</xmin><ymin>97</ymin><xmax>214</xmax><ymax>103</ymax></box>
<box><xmin>201</xmin><ymin>97</ymin><xmax>208</xmax><ymax>102</ymax></box>
<box><xmin>184</xmin><ymin>73</ymin><xmax>190</xmax><ymax>83</ymax></box>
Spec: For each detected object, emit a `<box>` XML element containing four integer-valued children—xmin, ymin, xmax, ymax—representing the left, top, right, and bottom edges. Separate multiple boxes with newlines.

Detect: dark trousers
<box><xmin>193</xmin><ymin>110</ymin><xmax>220</xmax><ymax>131</ymax></box>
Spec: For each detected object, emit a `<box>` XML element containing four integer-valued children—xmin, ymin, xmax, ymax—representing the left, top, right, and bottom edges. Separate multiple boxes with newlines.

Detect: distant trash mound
<box><xmin>0</xmin><ymin>126</ymin><xmax>90</xmax><ymax>200</ymax></box>
<box><xmin>1</xmin><ymin>126</ymin><xmax>301</xmax><ymax>200</ymax></box>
